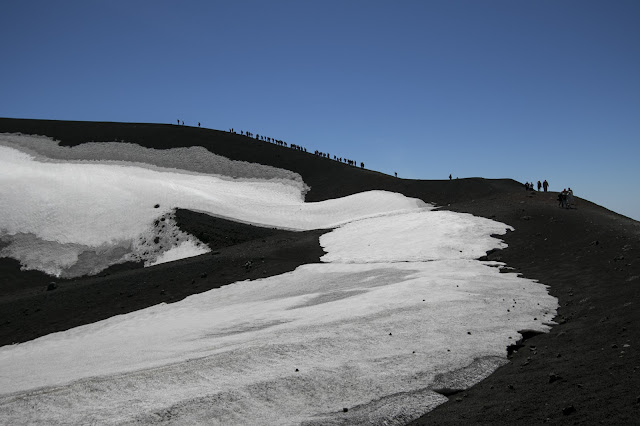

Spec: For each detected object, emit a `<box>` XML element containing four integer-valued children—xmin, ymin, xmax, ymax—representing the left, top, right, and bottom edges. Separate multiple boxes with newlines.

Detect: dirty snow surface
<box><xmin>0</xmin><ymin>134</ymin><xmax>557</xmax><ymax>425</ymax></box>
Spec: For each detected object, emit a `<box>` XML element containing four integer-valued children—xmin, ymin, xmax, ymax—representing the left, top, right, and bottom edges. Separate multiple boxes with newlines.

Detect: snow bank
<box><xmin>0</xmin><ymin>133</ymin><xmax>558</xmax><ymax>425</ymax></box>
<box><xmin>0</xmin><ymin>135</ymin><xmax>426</xmax><ymax>277</ymax></box>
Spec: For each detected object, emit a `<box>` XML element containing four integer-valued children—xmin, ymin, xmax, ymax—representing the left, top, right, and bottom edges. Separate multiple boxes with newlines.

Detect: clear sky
<box><xmin>2</xmin><ymin>1</ymin><xmax>639</xmax><ymax>220</ymax></box>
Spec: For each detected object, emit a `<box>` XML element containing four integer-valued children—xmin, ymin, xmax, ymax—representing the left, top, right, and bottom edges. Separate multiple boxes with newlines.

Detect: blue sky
<box><xmin>2</xmin><ymin>1</ymin><xmax>639</xmax><ymax>220</ymax></box>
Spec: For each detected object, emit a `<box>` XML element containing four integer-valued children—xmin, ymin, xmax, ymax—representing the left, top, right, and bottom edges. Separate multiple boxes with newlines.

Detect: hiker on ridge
<box><xmin>543</xmin><ymin>180</ymin><xmax>549</xmax><ymax>192</ymax></box>
<box><xmin>537</xmin><ymin>181</ymin><xmax>542</xmax><ymax>191</ymax></box>
<box><xmin>566</xmin><ymin>188</ymin><xmax>574</xmax><ymax>208</ymax></box>
<box><xmin>559</xmin><ymin>189</ymin><xmax>568</xmax><ymax>208</ymax></box>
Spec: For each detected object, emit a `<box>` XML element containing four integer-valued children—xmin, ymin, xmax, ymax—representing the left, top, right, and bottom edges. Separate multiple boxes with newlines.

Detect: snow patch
<box><xmin>0</xmin><ymin>133</ymin><xmax>558</xmax><ymax>425</ymax></box>
<box><xmin>0</xmin><ymin>135</ymin><xmax>428</xmax><ymax>277</ymax></box>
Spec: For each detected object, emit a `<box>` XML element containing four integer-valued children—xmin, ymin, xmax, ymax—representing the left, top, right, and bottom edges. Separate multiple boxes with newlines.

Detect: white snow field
<box><xmin>0</xmin><ymin>134</ymin><xmax>423</xmax><ymax>277</ymax></box>
<box><xmin>0</xmin><ymin>134</ymin><xmax>558</xmax><ymax>425</ymax></box>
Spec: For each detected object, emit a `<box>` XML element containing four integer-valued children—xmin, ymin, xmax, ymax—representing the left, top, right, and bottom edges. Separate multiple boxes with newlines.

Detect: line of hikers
<box><xmin>313</xmin><ymin>151</ymin><xmax>363</xmax><ymax>168</ymax></box>
<box><xmin>229</xmin><ymin>128</ymin><xmax>364</xmax><ymax>169</ymax></box>
<box><xmin>525</xmin><ymin>180</ymin><xmax>549</xmax><ymax>192</ymax></box>
<box><xmin>175</xmin><ymin>123</ymin><xmax>365</xmax><ymax>170</ymax></box>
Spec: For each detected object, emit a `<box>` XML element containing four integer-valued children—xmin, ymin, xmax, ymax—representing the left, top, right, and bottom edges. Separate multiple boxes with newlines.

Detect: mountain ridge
<box><xmin>1</xmin><ymin>118</ymin><xmax>638</xmax><ymax>424</ymax></box>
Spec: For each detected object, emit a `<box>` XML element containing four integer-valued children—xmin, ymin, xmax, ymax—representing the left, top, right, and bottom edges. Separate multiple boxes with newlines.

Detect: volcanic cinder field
<box><xmin>0</xmin><ymin>119</ymin><xmax>638</xmax><ymax>425</ymax></box>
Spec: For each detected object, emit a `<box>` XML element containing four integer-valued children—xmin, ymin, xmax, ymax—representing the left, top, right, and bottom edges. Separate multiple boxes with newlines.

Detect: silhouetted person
<box><xmin>543</xmin><ymin>180</ymin><xmax>549</xmax><ymax>192</ymax></box>
<box><xmin>559</xmin><ymin>189</ymin><xmax>568</xmax><ymax>208</ymax></box>
<box><xmin>537</xmin><ymin>180</ymin><xmax>542</xmax><ymax>191</ymax></box>
<box><xmin>449</xmin><ymin>174</ymin><xmax>452</xmax><ymax>180</ymax></box>
<box><xmin>567</xmin><ymin>188</ymin><xmax>574</xmax><ymax>208</ymax></box>
<box><xmin>177</xmin><ymin>119</ymin><xmax>180</xmax><ymax>125</ymax></box>
<box><xmin>395</xmin><ymin>172</ymin><xmax>397</xmax><ymax>178</ymax></box>
<box><xmin>360</xmin><ymin>162</ymin><xmax>364</xmax><ymax>168</ymax></box>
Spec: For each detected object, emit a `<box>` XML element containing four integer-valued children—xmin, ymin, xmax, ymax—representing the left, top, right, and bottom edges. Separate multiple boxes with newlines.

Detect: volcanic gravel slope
<box><xmin>1</xmin><ymin>118</ymin><xmax>639</xmax><ymax>424</ymax></box>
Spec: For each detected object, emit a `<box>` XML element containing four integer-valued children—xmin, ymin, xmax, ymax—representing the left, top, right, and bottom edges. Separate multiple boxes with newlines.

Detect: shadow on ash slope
<box><xmin>0</xmin><ymin>134</ymin><xmax>558</xmax><ymax>425</ymax></box>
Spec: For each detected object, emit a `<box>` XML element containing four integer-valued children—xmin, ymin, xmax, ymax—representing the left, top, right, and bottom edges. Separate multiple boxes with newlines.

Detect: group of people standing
<box><xmin>524</xmin><ymin>179</ymin><xmax>575</xmax><ymax>209</ymax></box>
<box><xmin>525</xmin><ymin>180</ymin><xmax>549</xmax><ymax>192</ymax></box>
<box><xmin>558</xmin><ymin>188</ymin><xmax>575</xmax><ymax>209</ymax></box>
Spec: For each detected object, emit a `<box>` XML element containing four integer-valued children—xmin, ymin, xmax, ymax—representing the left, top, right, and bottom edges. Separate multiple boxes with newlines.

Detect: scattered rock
<box><xmin>46</xmin><ymin>282</ymin><xmax>58</xmax><ymax>291</ymax></box>
<box><xmin>507</xmin><ymin>342</ymin><xmax>523</xmax><ymax>357</ymax></box>
<box><xmin>549</xmin><ymin>373</ymin><xmax>561</xmax><ymax>383</ymax></box>
<box><xmin>154</xmin><ymin>204</ymin><xmax>160</xmax><ymax>208</ymax></box>
<box><xmin>200</xmin><ymin>273</ymin><xmax>207</xmax><ymax>278</ymax></box>
<box><xmin>562</xmin><ymin>405</ymin><xmax>576</xmax><ymax>415</ymax></box>
<box><xmin>343</xmin><ymin>408</ymin><xmax>349</xmax><ymax>413</ymax></box>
